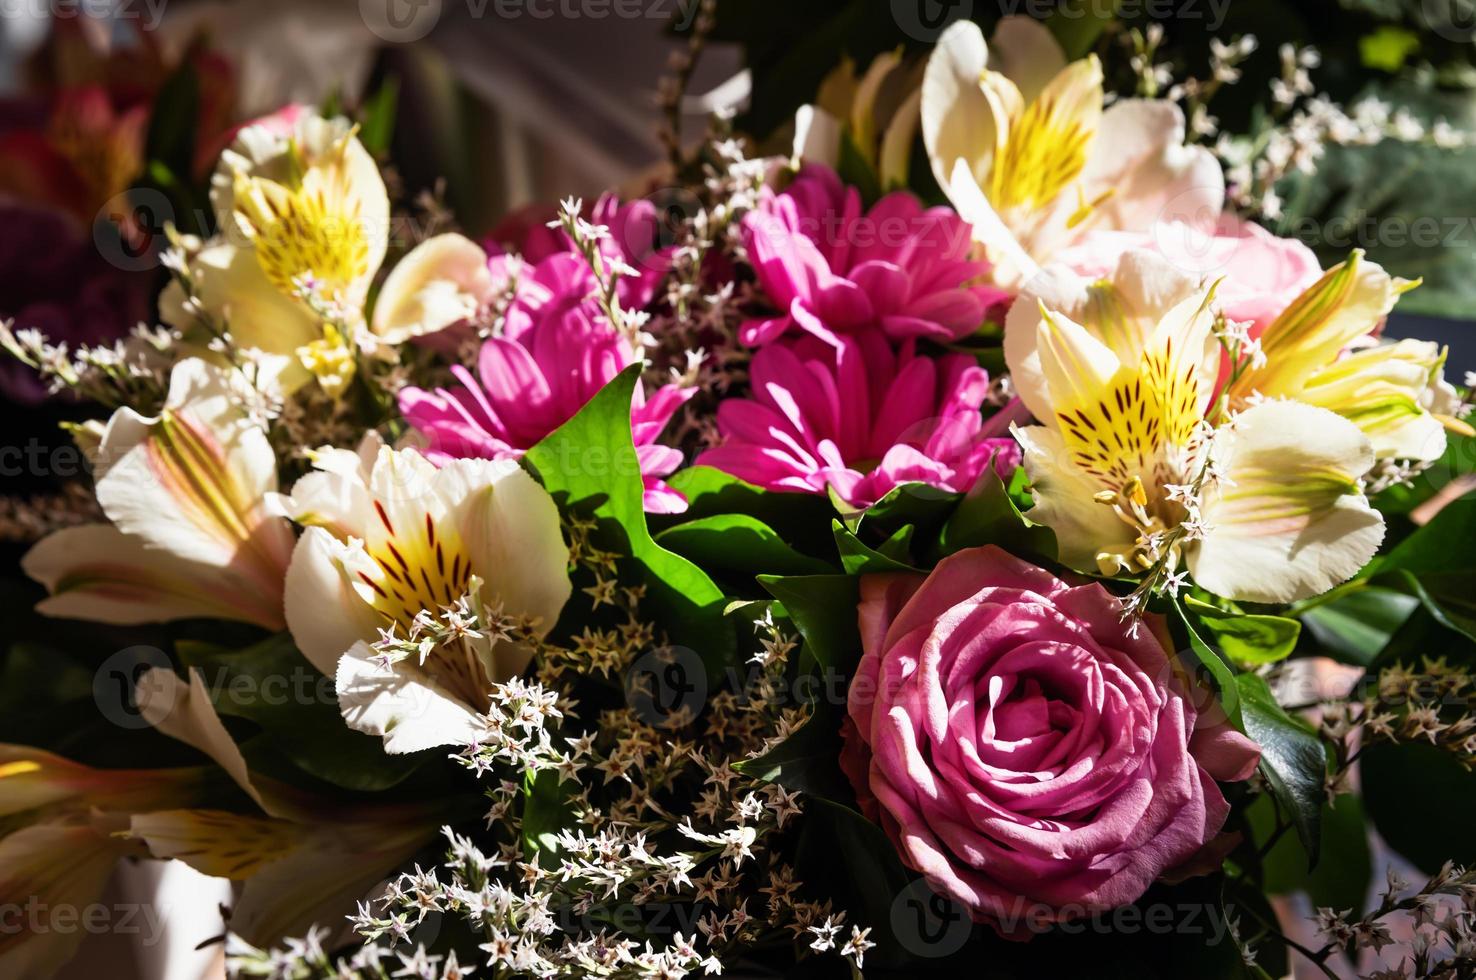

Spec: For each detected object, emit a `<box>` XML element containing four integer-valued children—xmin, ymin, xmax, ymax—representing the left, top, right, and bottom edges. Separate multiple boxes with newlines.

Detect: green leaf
<box><xmin>734</xmin><ymin>700</ymin><xmax>852</xmax><ymax>800</ymax></box>
<box><xmin>836</xmin><ymin>128</ymin><xmax>882</xmax><ymax>207</ymax></box>
<box><xmin>1185</xmin><ymin>597</ymin><xmax>1301</xmax><ymax>666</ymax></box>
<box><xmin>661</xmin><ymin>465</ymin><xmax>836</xmax><ymax>557</ymax></box>
<box><xmin>1362</xmin><ymin>741</ymin><xmax>1476</xmax><ymax>873</ymax></box>
<box><xmin>522</xmin><ymin>768</ymin><xmax>575</xmax><ymax>866</ymax></box>
<box><xmin>1236</xmin><ymin>673</ymin><xmax>1327</xmax><ymax>866</ymax></box>
<box><xmin>175</xmin><ymin>633</ymin><xmax>424</xmax><ymax>793</ymax></box>
<box><xmin>1249</xmin><ymin>793</ymin><xmax>1371</xmax><ymax>912</ymax></box>
<box><xmin>937</xmin><ymin>463</ymin><xmax>1057</xmax><ymax>562</ymax></box>
<box><xmin>857</xmin><ymin>482</ymin><xmax>960</xmax><ymax>543</ymax></box>
<box><xmin>1298</xmin><ymin>585</ymin><xmax>1418</xmax><ymax>666</ymax></box>
<box><xmin>657</xmin><ymin>513</ymin><xmax>833</xmax><ymax>577</ymax></box>
<box><xmin>756</xmin><ymin>574</ymin><xmax>860</xmax><ymax>672</ymax></box>
<box><xmin>1171</xmin><ymin>599</ymin><xmax>1244</xmax><ymax>731</ymax></box>
<box><xmin>832</xmin><ymin>519</ymin><xmax>918</xmax><ymax>575</ymax></box>
<box><xmin>144</xmin><ymin>60</ymin><xmax>200</xmax><ymax>182</ymax></box>
<box><xmin>524</xmin><ymin>367</ymin><xmax>735</xmax><ymax>676</ymax></box>
<box><xmin>357</xmin><ymin>77</ymin><xmax>400</xmax><ymax>158</ymax></box>
<box><xmin>1375</xmin><ymin>497</ymin><xmax>1476</xmax><ymax>641</ymax></box>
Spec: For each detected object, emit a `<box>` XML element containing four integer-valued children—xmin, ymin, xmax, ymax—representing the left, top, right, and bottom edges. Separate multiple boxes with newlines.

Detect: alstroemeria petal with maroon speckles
<box><xmin>279</xmin><ymin>437</ymin><xmax>571</xmax><ymax>752</ymax></box>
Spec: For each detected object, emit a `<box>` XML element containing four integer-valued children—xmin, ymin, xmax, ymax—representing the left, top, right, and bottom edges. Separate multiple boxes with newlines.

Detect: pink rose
<box><xmin>1053</xmin><ymin>216</ymin><xmax>1321</xmax><ymax>332</ymax></box>
<box><xmin>844</xmin><ymin>546</ymin><xmax>1259</xmax><ymax>935</ymax></box>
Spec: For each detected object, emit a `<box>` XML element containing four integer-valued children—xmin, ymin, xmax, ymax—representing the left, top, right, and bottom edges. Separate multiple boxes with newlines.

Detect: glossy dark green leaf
<box><xmin>1236</xmin><ymin>674</ymin><xmax>1327</xmax><ymax>866</ymax></box>
<box><xmin>833</xmin><ymin>519</ymin><xmax>919</xmax><ymax>575</ymax></box>
<box><xmin>937</xmin><ymin>462</ymin><xmax>1057</xmax><ymax>562</ymax></box>
<box><xmin>756</xmin><ymin>574</ymin><xmax>861</xmax><ymax>672</ymax></box>
<box><xmin>657</xmin><ymin>513</ymin><xmax>833</xmax><ymax>577</ymax></box>
<box><xmin>1249</xmin><ymin>793</ymin><xmax>1371</xmax><ymax>912</ymax></box>
<box><xmin>1171</xmin><ymin>599</ymin><xmax>1244</xmax><ymax>731</ymax></box>
<box><xmin>1298</xmin><ymin>585</ymin><xmax>1418</xmax><ymax>666</ymax></box>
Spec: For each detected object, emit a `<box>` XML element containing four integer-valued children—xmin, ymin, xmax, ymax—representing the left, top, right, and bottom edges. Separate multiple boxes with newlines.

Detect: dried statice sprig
<box><xmin>1211</xmin><ymin>43</ymin><xmax>1467</xmax><ymax>221</ymax></box>
<box><xmin>0</xmin><ymin>319</ymin><xmax>177</xmax><ymax>411</ymax></box>
<box><xmin>1318</xmin><ymin>657</ymin><xmax>1476</xmax><ymax>796</ymax></box>
<box><xmin>552</xmin><ymin>198</ymin><xmax>653</xmax><ymax>357</ymax></box>
<box><xmin>241</xmin><ymin>513</ymin><xmax>863</xmax><ymax>979</ymax></box>
<box><xmin>1311</xmin><ymin>863</ymin><xmax>1476</xmax><ymax>979</ymax></box>
<box><xmin>0</xmin><ymin>482</ymin><xmax>105</xmax><ymax>544</ymax></box>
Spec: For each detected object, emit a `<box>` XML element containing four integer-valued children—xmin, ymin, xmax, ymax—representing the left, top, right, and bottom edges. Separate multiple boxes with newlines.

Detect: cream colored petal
<box><xmin>1084</xmin><ymin>99</ymin><xmax>1225</xmax><ymax>231</ymax></box>
<box><xmin>336</xmin><ymin>641</ymin><xmax>486</xmax><ymax>753</ymax></box>
<box><xmin>922</xmin><ymin>20</ymin><xmax>999</xmax><ymax>192</ymax></box>
<box><xmin>92</xmin><ymin>359</ymin><xmax>294</xmax><ymax>618</ymax></box>
<box><xmin>1237</xmin><ymin>251</ymin><xmax>1408</xmax><ymax>400</ymax></box>
<box><xmin>173</xmin><ymin>238</ymin><xmax>322</xmax><ymax>365</ymax></box>
<box><xmin>135</xmin><ymin>667</ymin><xmax>288</xmax><ymax>818</ymax></box>
<box><xmin>0</xmin><ymin>820</ymin><xmax>130</xmax><ymax>978</ymax></box>
<box><xmin>443</xmin><ymin>459</ymin><xmax>572</xmax><ymax>659</ymax></box>
<box><xmin>222</xmin><ymin>813</ymin><xmax>432</xmax><ymax>947</ymax></box>
<box><xmin>1301</xmin><ymin>339</ymin><xmax>1450</xmax><ymax>460</ymax></box>
<box><xmin>283</xmin><ymin>526</ymin><xmax>383</xmax><ymax>676</ymax></box>
<box><xmin>1189</xmin><ymin>401</ymin><xmax>1383</xmax><ymax>603</ymax></box>
<box><xmin>793</xmin><ymin>104</ymin><xmax>842</xmax><ymax>169</ymax></box>
<box><xmin>946</xmin><ymin>158</ymin><xmax>1039</xmax><ymax>286</ymax></box>
<box><xmin>372</xmin><ymin>233</ymin><xmax>494</xmax><ymax>344</ymax></box>
<box><xmin>987</xmin><ymin>14</ymin><xmax>1069</xmax><ymax>104</ymax></box>
<box><xmin>1014</xmin><ymin>423</ymin><xmax>1137</xmax><ymax>573</ymax></box>
<box><xmin>851</xmin><ymin>47</ymin><xmax>904</xmax><ymax>160</ymax></box>
<box><xmin>1034</xmin><ymin>303</ymin><xmax>1123</xmax><ymax>417</ymax></box>
<box><xmin>878</xmin><ymin>88</ymin><xmax>921</xmax><ymax>190</ymax></box>
<box><xmin>22</xmin><ymin>524</ymin><xmax>285</xmax><ymax>629</ymax></box>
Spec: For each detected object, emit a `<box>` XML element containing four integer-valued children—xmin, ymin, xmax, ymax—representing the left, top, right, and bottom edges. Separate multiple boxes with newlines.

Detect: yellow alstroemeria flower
<box><xmin>1006</xmin><ymin>249</ymin><xmax>1385</xmax><ymax>604</ymax></box>
<box><xmin>922</xmin><ymin>17</ymin><xmax>1224</xmax><ymax>285</ymax></box>
<box><xmin>1226</xmin><ymin>250</ymin><xmax>1472</xmax><ymax>461</ymax></box>
<box><xmin>163</xmin><ymin>110</ymin><xmax>494</xmax><ymax>396</ymax></box>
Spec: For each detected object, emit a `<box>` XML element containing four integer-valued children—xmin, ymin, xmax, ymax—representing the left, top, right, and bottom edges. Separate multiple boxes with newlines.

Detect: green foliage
<box><xmin>1236</xmin><ymin>674</ymin><xmax>1328</xmax><ymax>865</ymax></box>
<box><xmin>1184</xmin><ymin>597</ymin><xmax>1301</xmax><ymax>666</ymax></box>
<box><xmin>175</xmin><ymin>634</ymin><xmax>424</xmax><ymax>793</ymax></box>
<box><xmin>658</xmin><ymin>514</ymin><xmax>834</xmax><ymax>579</ymax></box>
<box><xmin>1249</xmin><ymin>793</ymin><xmax>1372</xmax><ymax>912</ymax></box>
<box><xmin>524</xmin><ymin>367</ymin><xmax>736</xmax><ymax>676</ymax></box>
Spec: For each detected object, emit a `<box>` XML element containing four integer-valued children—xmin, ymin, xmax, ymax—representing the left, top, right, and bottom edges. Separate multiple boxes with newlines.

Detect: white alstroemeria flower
<box><xmin>793</xmin><ymin>48</ymin><xmax>924</xmax><ymax>190</ymax></box>
<box><xmin>278</xmin><ymin>436</ymin><xmax>571</xmax><ymax>753</ymax></box>
<box><xmin>1006</xmin><ymin>251</ymin><xmax>1384</xmax><ymax>603</ymax></box>
<box><xmin>23</xmin><ymin>358</ymin><xmax>294</xmax><ymax>629</ymax></box>
<box><xmin>163</xmin><ymin>110</ymin><xmax>485</xmax><ymax>394</ymax></box>
<box><xmin>0</xmin><ymin>743</ymin><xmax>208</xmax><ymax>976</ymax></box>
<box><xmin>921</xmin><ymin>17</ymin><xmax>1224</xmax><ymax>285</ymax></box>
<box><xmin>1226</xmin><ymin>251</ymin><xmax>1471</xmax><ymax>461</ymax></box>
<box><xmin>370</xmin><ymin>233</ymin><xmax>497</xmax><ymax>345</ymax></box>
<box><xmin>122</xmin><ymin>668</ymin><xmax>439</xmax><ymax>946</ymax></box>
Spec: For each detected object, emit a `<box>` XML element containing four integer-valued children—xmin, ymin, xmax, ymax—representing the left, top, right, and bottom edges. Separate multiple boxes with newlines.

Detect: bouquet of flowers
<box><xmin>3</xmin><ymin>7</ymin><xmax>1475</xmax><ymax>979</ymax></box>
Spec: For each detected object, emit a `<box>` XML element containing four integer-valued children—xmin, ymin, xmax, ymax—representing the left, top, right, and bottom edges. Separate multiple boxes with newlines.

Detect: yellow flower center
<box><xmin>986</xmin><ymin>57</ymin><xmax>1104</xmax><ymax>215</ymax></box>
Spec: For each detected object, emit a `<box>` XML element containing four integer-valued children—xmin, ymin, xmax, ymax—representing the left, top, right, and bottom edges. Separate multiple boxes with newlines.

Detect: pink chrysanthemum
<box><xmin>398</xmin><ymin>251</ymin><xmax>693</xmax><ymax>514</ymax></box>
<box><xmin>697</xmin><ymin>333</ymin><xmax>1020</xmax><ymax>508</ymax></box>
<box><xmin>740</xmin><ymin>164</ymin><xmax>1009</xmax><ymax>347</ymax></box>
